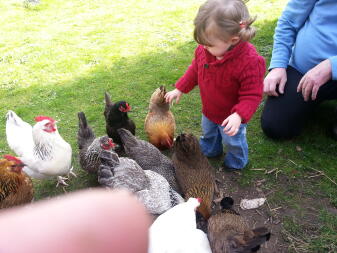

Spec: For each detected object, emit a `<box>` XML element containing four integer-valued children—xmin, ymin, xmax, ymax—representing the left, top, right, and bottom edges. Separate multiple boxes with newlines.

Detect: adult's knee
<box><xmin>261</xmin><ymin>115</ymin><xmax>300</xmax><ymax>140</ymax></box>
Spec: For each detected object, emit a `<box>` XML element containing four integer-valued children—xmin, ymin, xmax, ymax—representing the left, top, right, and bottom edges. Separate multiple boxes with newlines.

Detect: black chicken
<box><xmin>77</xmin><ymin>112</ymin><xmax>115</xmax><ymax>173</ymax></box>
<box><xmin>104</xmin><ymin>92</ymin><xmax>136</xmax><ymax>150</ymax></box>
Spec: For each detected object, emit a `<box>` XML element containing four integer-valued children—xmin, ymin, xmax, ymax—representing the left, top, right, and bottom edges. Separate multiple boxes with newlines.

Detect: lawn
<box><xmin>0</xmin><ymin>0</ymin><xmax>336</xmax><ymax>252</ymax></box>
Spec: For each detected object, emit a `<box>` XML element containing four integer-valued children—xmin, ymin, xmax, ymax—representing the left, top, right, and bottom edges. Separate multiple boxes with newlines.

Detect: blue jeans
<box><xmin>199</xmin><ymin>115</ymin><xmax>248</xmax><ymax>169</ymax></box>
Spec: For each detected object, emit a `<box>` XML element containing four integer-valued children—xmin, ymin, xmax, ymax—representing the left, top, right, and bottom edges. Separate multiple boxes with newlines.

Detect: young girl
<box><xmin>165</xmin><ymin>0</ymin><xmax>265</xmax><ymax>170</ymax></box>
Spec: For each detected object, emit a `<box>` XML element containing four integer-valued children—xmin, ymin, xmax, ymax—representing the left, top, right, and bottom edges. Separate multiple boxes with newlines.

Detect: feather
<box><xmin>104</xmin><ymin>91</ymin><xmax>136</xmax><ymax>148</ymax></box>
<box><xmin>6</xmin><ymin>110</ymin><xmax>72</xmax><ymax>183</ymax></box>
<box><xmin>97</xmin><ymin>149</ymin><xmax>183</xmax><ymax>215</ymax></box>
<box><xmin>117</xmin><ymin>128</ymin><xmax>181</xmax><ymax>193</ymax></box>
<box><xmin>144</xmin><ymin>86</ymin><xmax>176</xmax><ymax>150</ymax></box>
<box><xmin>77</xmin><ymin>112</ymin><xmax>114</xmax><ymax>173</ymax></box>
<box><xmin>6</xmin><ymin>110</ymin><xmax>34</xmax><ymax>157</ymax></box>
<box><xmin>172</xmin><ymin>133</ymin><xmax>215</xmax><ymax>219</ymax></box>
<box><xmin>208</xmin><ymin>197</ymin><xmax>271</xmax><ymax>253</ymax></box>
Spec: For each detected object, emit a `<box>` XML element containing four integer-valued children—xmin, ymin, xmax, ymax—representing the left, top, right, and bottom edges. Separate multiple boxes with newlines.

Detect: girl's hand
<box><xmin>164</xmin><ymin>88</ymin><xmax>183</xmax><ymax>104</ymax></box>
<box><xmin>221</xmin><ymin>112</ymin><xmax>242</xmax><ymax>136</ymax></box>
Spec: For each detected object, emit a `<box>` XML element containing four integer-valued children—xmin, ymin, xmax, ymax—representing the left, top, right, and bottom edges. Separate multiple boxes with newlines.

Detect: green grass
<box><xmin>1</xmin><ymin>0</ymin><xmax>336</xmax><ymax>251</ymax></box>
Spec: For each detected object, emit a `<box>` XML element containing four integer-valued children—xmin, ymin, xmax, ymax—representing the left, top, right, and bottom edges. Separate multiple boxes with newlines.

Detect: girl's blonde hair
<box><xmin>194</xmin><ymin>0</ymin><xmax>256</xmax><ymax>46</ymax></box>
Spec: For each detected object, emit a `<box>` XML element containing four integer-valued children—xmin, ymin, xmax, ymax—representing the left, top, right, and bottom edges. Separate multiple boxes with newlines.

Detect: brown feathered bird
<box><xmin>144</xmin><ymin>86</ymin><xmax>176</xmax><ymax>150</ymax></box>
<box><xmin>172</xmin><ymin>133</ymin><xmax>215</xmax><ymax>219</ymax></box>
<box><xmin>77</xmin><ymin>112</ymin><xmax>115</xmax><ymax>173</ymax></box>
<box><xmin>208</xmin><ymin>197</ymin><xmax>271</xmax><ymax>253</ymax></box>
<box><xmin>0</xmin><ymin>155</ymin><xmax>34</xmax><ymax>209</ymax></box>
<box><xmin>104</xmin><ymin>91</ymin><xmax>136</xmax><ymax>148</ymax></box>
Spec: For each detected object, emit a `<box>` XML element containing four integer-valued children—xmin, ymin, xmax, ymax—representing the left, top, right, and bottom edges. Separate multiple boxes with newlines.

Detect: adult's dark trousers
<box><xmin>261</xmin><ymin>65</ymin><xmax>337</xmax><ymax>139</ymax></box>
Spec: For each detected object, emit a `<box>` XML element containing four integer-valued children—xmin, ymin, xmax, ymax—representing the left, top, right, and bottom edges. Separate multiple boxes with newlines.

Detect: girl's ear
<box><xmin>230</xmin><ymin>36</ymin><xmax>240</xmax><ymax>45</ymax></box>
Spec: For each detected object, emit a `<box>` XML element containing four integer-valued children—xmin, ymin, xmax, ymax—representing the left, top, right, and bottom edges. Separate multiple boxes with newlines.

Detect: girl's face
<box><xmin>203</xmin><ymin>35</ymin><xmax>240</xmax><ymax>59</ymax></box>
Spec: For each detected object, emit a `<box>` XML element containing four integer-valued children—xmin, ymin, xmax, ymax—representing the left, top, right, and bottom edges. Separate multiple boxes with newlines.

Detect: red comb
<box><xmin>3</xmin><ymin>155</ymin><xmax>22</xmax><ymax>164</ymax></box>
<box><xmin>108</xmin><ymin>139</ymin><xmax>116</xmax><ymax>148</ymax></box>
<box><xmin>119</xmin><ymin>104</ymin><xmax>131</xmax><ymax>113</ymax></box>
<box><xmin>34</xmin><ymin>116</ymin><xmax>55</xmax><ymax>122</ymax></box>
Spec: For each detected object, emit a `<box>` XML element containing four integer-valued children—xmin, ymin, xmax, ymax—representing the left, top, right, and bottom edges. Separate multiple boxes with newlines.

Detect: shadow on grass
<box><xmin>0</xmin><ymin>18</ymin><xmax>335</xmax><ymax>203</ymax></box>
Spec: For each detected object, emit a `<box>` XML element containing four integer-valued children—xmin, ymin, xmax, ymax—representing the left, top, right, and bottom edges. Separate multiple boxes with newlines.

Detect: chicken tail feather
<box><xmin>230</xmin><ymin>226</ymin><xmax>271</xmax><ymax>253</ymax></box>
<box><xmin>160</xmin><ymin>135</ymin><xmax>173</xmax><ymax>150</ymax></box>
<box><xmin>77</xmin><ymin>112</ymin><xmax>95</xmax><ymax>149</ymax></box>
<box><xmin>104</xmin><ymin>91</ymin><xmax>113</xmax><ymax>107</ymax></box>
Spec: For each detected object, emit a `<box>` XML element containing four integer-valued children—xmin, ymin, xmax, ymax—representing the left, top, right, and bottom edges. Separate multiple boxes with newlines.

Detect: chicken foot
<box><xmin>56</xmin><ymin>176</ymin><xmax>69</xmax><ymax>187</ymax></box>
<box><xmin>67</xmin><ymin>166</ymin><xmax>77</xmax><ymax>178</ymax></box>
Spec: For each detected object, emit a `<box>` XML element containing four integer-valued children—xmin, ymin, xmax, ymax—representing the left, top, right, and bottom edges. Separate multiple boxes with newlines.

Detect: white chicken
<box><xmin>6</xmin><ymin>110</ymin><xmax>34</xmax><ymax>157</ymax></box>
<box><xmin>148</xmin><ymin>198</ymin><xmax>212</xmax><ymax>253</ymax></box>
<box><xmin>6</xmin><ymin>111</ymin><xmax>73</xmax><ymax>186</ymax></box>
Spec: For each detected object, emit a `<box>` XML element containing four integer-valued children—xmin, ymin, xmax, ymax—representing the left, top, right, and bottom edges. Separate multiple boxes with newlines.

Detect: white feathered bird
<box><xmin>6</xmin><ymin>111</ymin><xmax>73</xmax><ymax>186</ymax></box>
<box><xmin>6</xmin><ymin>110</ymin><xmax>34</xmax><ymax>157</ymax></box>
<box><xmin>148</xmin><ymin>198</ymin><xmax>212</xmax><ymax>253</ymax></box>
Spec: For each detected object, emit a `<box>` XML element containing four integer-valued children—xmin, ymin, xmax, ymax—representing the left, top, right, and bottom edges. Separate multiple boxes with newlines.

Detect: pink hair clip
<box><xmin>239</xmin><ymin>21</ymin><xmax>246</xmax><ymax>29</ymax></box>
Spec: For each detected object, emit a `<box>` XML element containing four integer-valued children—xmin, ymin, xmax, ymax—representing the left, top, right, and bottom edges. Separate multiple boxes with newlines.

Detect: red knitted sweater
<box><xmin>175</xmin><ymin>41</ymin><xmax>266</xmax><ymax>124</ymax></box>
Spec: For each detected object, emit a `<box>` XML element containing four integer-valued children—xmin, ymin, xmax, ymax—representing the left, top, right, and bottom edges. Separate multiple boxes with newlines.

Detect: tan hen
<box><xmin>145</xmin><ymin>86</ymin><xmax>176</xmax><ymax>150</ymax></box>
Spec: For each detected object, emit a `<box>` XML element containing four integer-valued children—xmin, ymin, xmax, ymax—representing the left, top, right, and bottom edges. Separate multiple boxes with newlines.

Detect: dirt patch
<box><xmin>212</xmin><ymin>169</ymin><xmax>336</xmax><ymax>253</ymax></box>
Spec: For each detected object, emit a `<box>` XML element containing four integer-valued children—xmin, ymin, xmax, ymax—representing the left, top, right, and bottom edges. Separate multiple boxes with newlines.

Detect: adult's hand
<box><xmin>0</xmin><ymin>189</ymin><xmax>151</xmax><ymax>253</ymax></box>
<box><xmin>263</xmin><ymin>68</ymin><xmax>287</xmax><ymax>96</ymax></box>
<box><xmin>297</xmin><ymin>59</ymin><xmax>332</xmax><ymax>101</ymax></box>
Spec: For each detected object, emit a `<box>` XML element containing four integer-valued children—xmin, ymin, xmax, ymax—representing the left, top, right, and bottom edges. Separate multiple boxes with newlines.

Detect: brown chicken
<box><xmin>208</xmin><ymin>197</ymin><xmax>271</xmax><ymax>253</ymax></box>
<box><xmin>144</xmin><ymin>86</ymin><xmax>176</xmax><ymax>150</ymax></box>
<box><xmin>172</xmin><ymin>133</ymin><xmax>215</xmax><ymax>219</ymax></box>
<box><xmin>0</xmin><ymin>155</ymin><xmax>34</xmax><ymax>209</ymax></box>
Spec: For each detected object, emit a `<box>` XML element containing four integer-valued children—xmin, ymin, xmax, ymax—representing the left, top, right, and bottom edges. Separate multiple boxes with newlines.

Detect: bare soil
<box><xmin>212</xmin><ymin>168</ymin><xmax>336</xmax><ymax>253</ymax></box>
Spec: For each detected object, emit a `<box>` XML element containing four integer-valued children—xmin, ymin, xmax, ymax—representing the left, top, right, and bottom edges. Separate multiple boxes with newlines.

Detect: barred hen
<box><xmin>172</xmin><ymin>133</ymin><xmax>215</xmax><ymax>220</ymax></box>
<box><xmin>104</xmin><ymin>91</ymin><xmax>136</xmax><ymax>149</ymax></box>
<box><xmin>117</xmin><ymin>128</ymin><xmax>181</xmax><ymax>193</ymax></box>
<box><xmin>0</xmin><ymin>155</ymin><xmax>34</xmax><ymax>209</ymax></box>
<box><xmin>208</xmin><ymin>197</ymin><xmax>271</xmax><ymax>253</ymax></box>
<box><xmin>77</xmin><ymin>112</ymin><xmax>115</xmax><ymax>173</ymax></box>
<box><xmin>144</xmin><ymin>86</ymin><xmax>176</xmax><ymax>150</ymax></box>
<box><xmin>97</xmin><ymin>149</ymin><xmax>183</xmax><ymax>215</ymax></box>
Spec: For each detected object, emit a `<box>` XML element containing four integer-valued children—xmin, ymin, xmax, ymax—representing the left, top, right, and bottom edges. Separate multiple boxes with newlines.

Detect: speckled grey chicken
<box><xmin>77</xmin><ymin>112</ymin><xmax>115</xmax><ymax>173</ymax></box>
<box><xmin>117</xmin><ymin>128</ymin><xmax>181</xmax><ymax>193</ymax></box>
<box><xmin>104</xmin><ymin>92</ymin><xmax>136</xmax><ymax>148</ymax></box>
<box><xmin>97</xmin><ymin>149</ymin><xmax>183</xmax><ymax>215</ymax></box>
<box><xmin>172</xmin><ymin>133</ymin><xmax>215</xmax><ymax>220</ymax></box>
<box><xmin>208</xmin><ymin>197</ymin><xmax>271</xmax><ymax>253</ymax></box>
